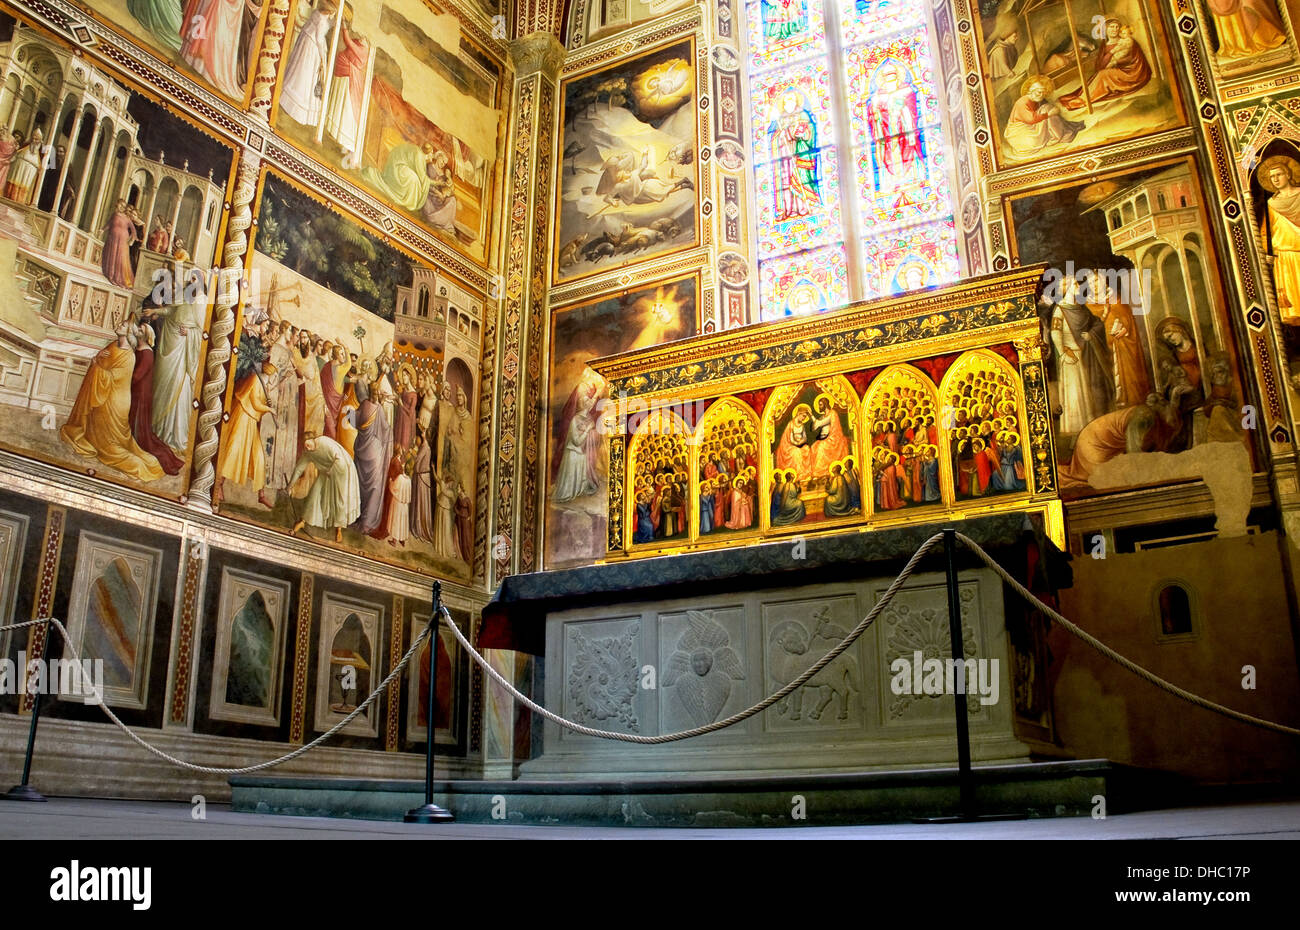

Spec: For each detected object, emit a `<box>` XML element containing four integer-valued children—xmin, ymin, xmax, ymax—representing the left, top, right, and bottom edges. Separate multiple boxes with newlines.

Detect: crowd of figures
<box><xmin>217</xmin><ymin>305</ymin><xmax>473</xmax><ymax>559</ymax></box>
<box><xmin>945</xmin><ymin>368</ymin><xmax>1027</xmax><ymax>499</ymax></box>
<box><xmin>631</xmin><ymin>433</ymin><xmax>690</xmax><ymax>544</ymax></box>
<box><xmin>56</xmin><ymin>293</ymin><xmax>204</xmax><ymax>483</ymax></box>
<box><xmin>868</xmin><ymin>383</ymin><xmax>941</xmax><ymax>510</ymax></box>
<box><xmin>1042</xmin><ymin>273</ymin><xmax>1242</xmax><ymax>490</ymax></box>
<box><xmin>698</xmin><ymin>418</ymin><xmax>759</xmax><ymax>536</ymax></box>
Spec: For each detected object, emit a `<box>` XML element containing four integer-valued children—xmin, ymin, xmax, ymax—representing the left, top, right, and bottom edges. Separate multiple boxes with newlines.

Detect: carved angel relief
<box><xmin>662</xmin><ymin>610</ymin><xmax>745</xmax><ymax>726</ymax></box>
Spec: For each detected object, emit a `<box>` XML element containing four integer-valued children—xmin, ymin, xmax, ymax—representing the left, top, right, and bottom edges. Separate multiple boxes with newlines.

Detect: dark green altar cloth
<box><xmin>480</xmin><ymin>512</ymin><xmax>1071</xmax><ymax>656</ymax></box>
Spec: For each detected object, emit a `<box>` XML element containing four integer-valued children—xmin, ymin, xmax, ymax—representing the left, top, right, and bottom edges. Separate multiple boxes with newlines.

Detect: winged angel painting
<box><xmin>555</xmin><ymin>41</ymin><xmax>699</xmax><ymax>283</ymax></box>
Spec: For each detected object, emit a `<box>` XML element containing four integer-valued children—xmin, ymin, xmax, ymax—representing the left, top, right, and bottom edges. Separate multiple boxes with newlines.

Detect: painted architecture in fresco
<box><xmin>555</xmin><ymin>40</ymin><xmax>699</xmax><ymax>284</ymax></box>
<box><xmin>0</xmin><ymin>18</ymin><xmax>230</xmax><ymax>493</ymax></box>
<box><xmin>214</xmin><ymin>174</ymin><xmax>480</xmax><ymax>579</ymax></box>
<box><xmin>273</xmin><ymin>0</ymin><xmax>500</xmax><ymax>261</ymax></box>
<box><xmin>1011</xmin><ymin>160</ymin><xmax>1250</xmax><ymax>497</ymax></box>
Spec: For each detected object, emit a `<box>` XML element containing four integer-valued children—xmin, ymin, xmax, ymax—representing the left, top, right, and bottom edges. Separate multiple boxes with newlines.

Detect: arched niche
<box><xmin>938</xmin><ymin>349</ymin><xmax>1028</xmax><ymax>503</ymax></box>
<box><xmin>762</xmin><ymin>374</ymin><xmax>861</xmax><ymax>533</ymax></box>
<box><xmin>863</xmin><ymin>363</ymin><xmax>941</xmax><ymax>516</ymax></box>
<box><xmin>627</xmin><ymin>406</ymin><xmax>693</xmax><ymax>548</ymax></box>
<box><xmin>693</xmin><ymin>396</ymin><xmax>761</xmax><ymax>541</ymax></box>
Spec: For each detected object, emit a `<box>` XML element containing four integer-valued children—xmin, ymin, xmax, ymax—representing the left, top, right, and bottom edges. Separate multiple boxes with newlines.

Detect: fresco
<box><xmin>555</xmin><ymin>39</ymin><xmax>698</xmax><ymax>284</ymax></box>
<box><xmin>214</xmin><ymin>172</ymin><xmax>480</xmax><ymax>579</ymax></box>
<box><xmin>1251</xmin><ymin>141</ymin><xmax>1300</xmax><ymax>386</ymax></box>
<box><xmin>81</xmin><ymin>0</ymin><xmax>267</xmax><ymax>103</ymax></box>
<box><xmin>272</xmin><ymin>0</ymin><xmax>500</xmax><ymax>263</ymax></box>
<box><xmin>0</xmin><ymin>15</ymin><xmax>232</xmax><ymax>496</ymax></box>
<box><xmin>976</xmin><ymin>0</ymin><xmax>1183</xmax><ymax>167</ymax></box>
<box><xmin>1009</xmin><ymin>159</ymin><xmax>1251</xmax><ymax>498</ymax></box>
<box><xmin>1203</xmin><ymin>0</ymin><xmax>1290</xmax><ymax>72</ymax></box>
<box><xmin>545</xmin><ymin>275</ymin><xmax>697</xmax><ymax>568</ymax></box>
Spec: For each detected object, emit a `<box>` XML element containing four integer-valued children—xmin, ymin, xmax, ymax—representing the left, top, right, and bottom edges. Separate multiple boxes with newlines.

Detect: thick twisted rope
<box><xmin>0</xmin><ymin>616</ymin><xmax>431</xmax><ymax>774</ymax></box>
<box><xmin>952</xmin><ymin>532</ymin><xmax>1300</xmax><ymax>737</ymax></box>
<box><xmin>4</xmin><ymin>529</ymin><xmax>1295</xmax><ymax>777</ymax></box>
<box><xmin>440</xmin><ymin>532</ymin><xmax>948</xmax><ymax>743</ymax></box>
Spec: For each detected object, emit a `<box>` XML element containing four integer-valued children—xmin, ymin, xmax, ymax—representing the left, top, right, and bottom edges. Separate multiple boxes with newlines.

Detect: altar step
<box><xmin>229</xmin><ymin>759</ymin><xmax>1182</xmax><ymax>827</ymax></box>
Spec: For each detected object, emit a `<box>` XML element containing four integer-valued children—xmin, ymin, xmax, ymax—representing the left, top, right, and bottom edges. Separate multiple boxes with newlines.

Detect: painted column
<box><xmin>474</xmin><ymin>26</ymin><xmax>563</xmax><ymax>776</ymax></box>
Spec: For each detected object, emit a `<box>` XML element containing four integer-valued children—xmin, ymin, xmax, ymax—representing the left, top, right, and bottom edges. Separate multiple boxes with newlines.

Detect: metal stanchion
<box><xmin>5</xmin><ymin>617</ymin><xmax>50</xmax><ymax>802</ymax></box>
<box><xmin>918</xmin><ymin>530</ymin><xmax>1023</xmax><ymax>823</ymax></box>
<box><xmin>405</xmin><ymin>582</ymin><xmax>454</xmax><ymax>824</ymax></box>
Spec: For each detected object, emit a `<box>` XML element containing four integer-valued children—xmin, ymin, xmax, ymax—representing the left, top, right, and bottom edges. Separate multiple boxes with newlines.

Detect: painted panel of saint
<box><xmin>1205</xmin><ymin>0</ymin><xmax>1290</xmax><ymax>73</ymax></box>
<box><xmin>1010</xmin><ymin>159</ymin><xmax>1252</xmax><ymax>499</ymax></box>
<box><xmin>273</xmin><ymin>0</ymin><xmax>500</xmax><ymax>262</ymax></box>
<box><xmin>695</xmin><ymin>398</ymin><xmax>761</xmax><ymax>538</ymax></box>
<box><xmin>545</xmin><ymin>276</ymin><xmax>696</xmax><ymax>568</ymax></box>
<box><xmin>628</xmin><ymin>410</ymin><xmax>691</xmax><ymax>547</ymax></box>
<box><xmin>864</xmin><ymin>365</ymin><xmax>941</xmax><ymax>513</ymax></box>
<box><xmin>0</xmin><ymin>15</ymin><xmax>232</xmax><ymax>498</ymax></box>
<box><xmin>555</xmin><ymin>40</ymin><xmax>698</xmax><ymax>284</ymax></box>
<box><xmin>940</xmin><ymin>352</ymin><xmax>1028</xmax><ymax>502</ymax></box>
<box><xmin>763</xmin><ymin>376</ymin><xmax>861</xmax><ymax>530</ymax></box>
<box><xmin>977</xmin><ymin>0</ymin><xmax>1184</xmax><ymax>168</ymax></box>
<box><xmin>214</xmin><ymin>172</ymin><xmax>480</xmax><ymax>579</ymax></box>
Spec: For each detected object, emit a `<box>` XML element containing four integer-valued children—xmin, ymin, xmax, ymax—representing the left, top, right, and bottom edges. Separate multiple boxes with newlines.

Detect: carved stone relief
<box><xmin>659</xmin><ymin>607</ymin><xmax>745</xmax><ymax>729</ymax></box>
<box><xmin>762</xmin><ymin>595</ymin><xmax>864</xmax><ymax>731</ymax></box>
<box><xmin>565</xmin><ymin>620</ymin><xmax>641</xmax><ymax>732</ymax></box>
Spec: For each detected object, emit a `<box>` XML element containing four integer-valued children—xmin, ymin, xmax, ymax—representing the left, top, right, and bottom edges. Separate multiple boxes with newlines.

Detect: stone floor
<box><xmin>0</xmin><ymin>796</ymin><xmax>1297</xmax><ymax>839</ymax></box>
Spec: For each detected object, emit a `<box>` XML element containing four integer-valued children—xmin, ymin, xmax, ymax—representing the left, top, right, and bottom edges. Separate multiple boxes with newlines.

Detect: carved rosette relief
<box><xmin>567</xmin><ymin>626</ymin><xmax>640</xmax><ymax>731</ymax></box>
<box><xmin>881</xmin><ymin>585</ymin><xmax>982</xmax><ymax>721</ymax></box>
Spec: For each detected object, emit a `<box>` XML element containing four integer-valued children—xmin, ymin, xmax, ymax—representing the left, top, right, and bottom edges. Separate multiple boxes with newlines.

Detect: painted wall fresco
<box><xmin>1009</xmin><ymin>159</ymin><xmax>1251</xmax><ymax>498</ymax></box>
<box><xmin>976</xmin><ymin>0</ymin><xmax>1183</xmax><ymax>167</ymax></box>
<box><xmin>545</xmin><ymin>275</ymin><xmax>697</xmax><ymax>568</ymax></box>
<box><xmin>0</xmin><ymin>14</ymin><xmax>232</xmax><ymax>496</ymax></box>
<box><xmin>1202</xmin><ymin>0</ymin><xmax>1292</xmax><ymax>74</ymax></box>
<box><xmin>555</xmin><ymin>39</ymin><xmax>699</xmax><ymax>284</ymax></box>
<box><xmin>214</xmin><ymin>172</ymin><xmax>479</xmax><ymax>580</ymax></box>
<box><xmin>79</xmin><ymin>0</ymin><xmax>268</xmax><ymax>104</ymax></box>
<box><xmin>272</xmin><ymin>0</ymin><xmax>501</xmax><ymax>263</ymax></box>
<box><xmin>1251</xmin><ymin>139</ymin><xmax>1300</xmax><ymax>385</ymax></box>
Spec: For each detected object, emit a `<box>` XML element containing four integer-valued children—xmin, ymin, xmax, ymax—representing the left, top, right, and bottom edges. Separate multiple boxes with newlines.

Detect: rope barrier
<box><xmin>0</xmin><ymin>615</ymin><xmax>431</xmax><ymax>774</ymax></box>
<box><xmin>2</xmin><ymin>528</ymin><xmax>1295</xmax><ymax>778</ymax></box>
<box><xmin>951</xmin><ymin>532</ymin><xmax>1300</xmax><ymax>738</ymax></box>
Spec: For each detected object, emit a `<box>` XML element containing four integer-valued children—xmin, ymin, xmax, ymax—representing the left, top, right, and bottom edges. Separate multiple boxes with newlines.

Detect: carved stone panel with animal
<box><xmin>761</xmin><ymin>595</ymin><xmax>865</xmax><ymax>732</ymax></box>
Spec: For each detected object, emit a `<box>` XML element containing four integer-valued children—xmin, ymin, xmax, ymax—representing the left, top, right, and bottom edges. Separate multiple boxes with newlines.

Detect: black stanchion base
<box><xmin>403</xmin><ymin>803</ymin><xmax>454</xmax><ymax>823</ymax></box>
<box><xmin>3</xmin><ymin>784</ymin><xmax>47</xmax><ymax>802</ymax></box>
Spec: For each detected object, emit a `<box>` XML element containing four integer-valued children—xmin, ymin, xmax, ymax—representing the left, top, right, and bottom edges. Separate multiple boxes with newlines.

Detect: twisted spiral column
<box><xmin>188</xmin><ymin>147</ymin><xmax>260</xmax><ymax>508</ymax></box>
<box><xmin>249</xmin><ymin>0</ymin><xmax>293</xmax><ymax>122</ymax></box>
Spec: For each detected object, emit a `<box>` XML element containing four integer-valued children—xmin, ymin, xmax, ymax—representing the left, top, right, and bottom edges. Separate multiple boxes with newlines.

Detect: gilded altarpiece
<box><xmin>590</xmin><ymin>266</ymin><xmax>1062</xmax><ymax>558</ymax></box>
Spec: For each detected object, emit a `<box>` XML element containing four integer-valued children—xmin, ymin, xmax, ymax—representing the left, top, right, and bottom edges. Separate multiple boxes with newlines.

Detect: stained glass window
<box><xmin>747</xmin><ymin>0</ymin><xmax>959</xmax><ymax>320</ymax></box>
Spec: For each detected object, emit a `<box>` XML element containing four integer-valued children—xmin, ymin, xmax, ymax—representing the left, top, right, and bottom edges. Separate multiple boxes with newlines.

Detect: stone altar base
<box><xmin>520</xmin><ymin>566</ymin><xmax>1030</xmax><ymax>779</ymax></box>
<box><xmin>229</xmin><ymin>760</ymin><xmax>1179</xmax><ymax>826</ymax></box>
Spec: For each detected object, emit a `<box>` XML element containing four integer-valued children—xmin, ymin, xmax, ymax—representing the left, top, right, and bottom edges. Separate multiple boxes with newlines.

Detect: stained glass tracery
<box><xmin>748</xmin><ymin>0</ymin><xmax>959</xmax><ymax>320</ymax></box>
